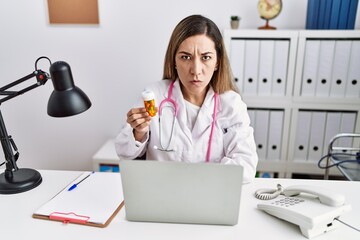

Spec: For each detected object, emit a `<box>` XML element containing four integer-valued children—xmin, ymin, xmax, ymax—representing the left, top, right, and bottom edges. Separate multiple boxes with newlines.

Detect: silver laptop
<box><xmin>119</xmin><ymin>160</ymin><xmax>243</xmax><ymax>226</ymax></box>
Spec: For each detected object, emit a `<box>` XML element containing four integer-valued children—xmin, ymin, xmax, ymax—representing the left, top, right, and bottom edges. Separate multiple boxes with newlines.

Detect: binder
<box><xmin>230</xmin><ymin>39</ymin><xmax>245</xmax><ymax>94</ymax></box>
<box><xmin>338</xmin><ymin>0</ymin><xmax>351</xmax><ymax>29</ymax></box>
<box><xmin>338</xmin><ymin>112</ymin><xmax>357</xmax><ymax>148</ymax></box>
<box><xmin>305</xmin><ymin>0</ymin><xmax>313</xmax><ymax>29</ymax></box>
<box><xmin>347</xmin><ymin>0</ymin><xmax>359</xmax><ymax>29</ymax></box>
<box><xmin>330</xmin><ymin>40</ymin><xmax>352</xmax><ymax>97</ymax></box>
<box><xmin>315</xmin><ymin>40</ymin><xmax>335</xmax><ymax>97</ymax></box>
<box><xmin>266</xmin><ymin>110</ymin><xmax>283</xmax><ymax>161</ymax></box>
<box><xmin>294</xmin><ymin>111</ymin><xmax>312</xmax><ymax>162</ymax></box>
<box><xmin>33</xmin><ymin>172</ymin><xmax>124</xmax><ymax>227</ymax></box>
<box><xmin>301</xmin><ymin>40</ymin><xmax>320</xmax><ymax>96</ymax></box>
<box><xmin>254</xmin><ymin>110</ymin><xmax>270</xmax><ymax>160</ymax></box>
<box><xmin>306</xmin><ymin>0</ymin><xmax>320</xmax><ymax>29</ymax></box>
<box><xmin>307</xmin><ymin>111</ymin><xmax>326</xmax><ymax>162</ymax></box>
<box><xmin>272</xmin><ymin>40</ymin><xmax>289</xmax><ymax>96</ymax></box>
<box><xmin>243</xmin><ymin>40</ymin><xmax>260</xmax><ymax>96</ymax></box>
<box><xmin>322</xmin><ymin>112</ymin><xmax>342</xmax><ymax>156</ymax></box>
<box><xmin>323</xmin><ymin>0</ymin><xmax>333</xmax><ymax>29</ymax></box>
<box><xmin>258</xmin><ymin>40</ymin><xmax>275</xmax><ymax>96</ymax></box>
<box><xmin>345</xmin><ymin>40</ymin><xmax>360</xmax><ymax>97</ymax></box>
<box><xmin>318</xmin><ymin>0</ymin><xmax>327</xmax><ymax>29</ymax></box>
<box><xmin>329</xmin><ymin>0</ymin><xmax>341</xmax><ymax>29</ymax></box>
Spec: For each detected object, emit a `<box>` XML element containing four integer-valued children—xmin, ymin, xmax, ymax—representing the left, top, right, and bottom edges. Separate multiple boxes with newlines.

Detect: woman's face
<box><xmin>175</xmin><ymin>34</ymin><xmax>218</xmax><ymax>103</ymax></box>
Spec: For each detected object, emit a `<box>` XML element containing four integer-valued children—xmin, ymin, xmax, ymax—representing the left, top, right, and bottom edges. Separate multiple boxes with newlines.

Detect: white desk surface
<box><xmin>1</xmin><ymin>169</ymin><xmax>359</xmax><ymax>240</ymax></box>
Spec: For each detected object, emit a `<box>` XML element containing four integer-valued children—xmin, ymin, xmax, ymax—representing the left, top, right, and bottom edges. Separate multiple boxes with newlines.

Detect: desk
<box><xmin>1</xmin><ymin>170</ymin><xmax>359</xmax><ymax>240</ymax></box>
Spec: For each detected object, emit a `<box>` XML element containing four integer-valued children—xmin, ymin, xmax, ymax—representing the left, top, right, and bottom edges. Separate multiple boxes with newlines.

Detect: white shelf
<box><xmin>92</xmin><ymin>139</ymin><xmax>119</xmax><ymax>171</ymax></box>
<box><xmin>224</xmin><ymin>29</ymin><xmax>360</xmax><ymax>179</ymax></box>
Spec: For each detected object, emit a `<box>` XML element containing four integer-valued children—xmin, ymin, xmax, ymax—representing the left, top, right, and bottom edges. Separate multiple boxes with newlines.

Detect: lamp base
<box><xmin>0</xmin><ymin>168</ymin><xmax>42</xmax><ymax>194</ymax></box>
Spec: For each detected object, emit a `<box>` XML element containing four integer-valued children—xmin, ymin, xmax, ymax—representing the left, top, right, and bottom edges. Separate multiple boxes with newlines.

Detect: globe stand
<box><xmin>258</xmin><ymin>19</ymin><xmax>276</xmax><ymax>30</ymax></box>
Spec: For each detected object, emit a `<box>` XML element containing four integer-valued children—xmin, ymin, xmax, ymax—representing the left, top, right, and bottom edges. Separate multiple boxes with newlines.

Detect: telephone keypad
<box><xmin>271</xmin><ymin>197</ymin><xmax>305</xmax><ymax>207</ymax></box>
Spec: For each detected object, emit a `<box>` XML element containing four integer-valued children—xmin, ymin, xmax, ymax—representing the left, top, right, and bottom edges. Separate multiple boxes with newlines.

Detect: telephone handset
<box><xmin>256</xmin><ymin>184</ymin><xmax>352</xmax><ymax>239</ymax></box>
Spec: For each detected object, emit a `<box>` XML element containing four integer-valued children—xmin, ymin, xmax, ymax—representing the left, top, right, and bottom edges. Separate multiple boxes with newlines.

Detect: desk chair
<box><xmin>324</xmin><ymin>133</ymin><xmax>360</xmax><ymax>180</ymax></box>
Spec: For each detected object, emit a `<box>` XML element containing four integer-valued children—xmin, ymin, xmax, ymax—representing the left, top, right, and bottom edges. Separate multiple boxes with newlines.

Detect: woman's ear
<box><xmin>215</xmin><ymin>61</ymin><xmax>219</xmax><ymax>71</ymax></box>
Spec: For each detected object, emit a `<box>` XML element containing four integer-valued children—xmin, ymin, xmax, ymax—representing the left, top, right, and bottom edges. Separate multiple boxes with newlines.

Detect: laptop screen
<box><xmin>119</xmin><ymin>160</ymin><xmax>244</xmax><ymax>225</ymax></box>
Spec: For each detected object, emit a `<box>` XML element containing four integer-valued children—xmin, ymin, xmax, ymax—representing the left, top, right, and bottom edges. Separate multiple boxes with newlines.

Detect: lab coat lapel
<box><xmin>171</xmin><ymin>80</ymin><xmax>193</xmax><ymax>143</ymax></box>
<box><xmin>170</xmin><ymin>81</ymin><xmax>218</xmax><ymax>142</ymax></box>
<box><xmin>192</xmin><ymin>88</ymin><xmax>216</xmax><ymax>138</ymax></box>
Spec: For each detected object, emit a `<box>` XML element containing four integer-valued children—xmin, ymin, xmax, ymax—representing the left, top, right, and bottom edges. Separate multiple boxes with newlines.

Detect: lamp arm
<box><xmin>0</xmin><ymin>109</ymin><xmax>19</xmax><ymax>176</ymax></box>
<box><xmin>0</xmin><ymin>66</ymin><xmax>49</xmax><ymax>177</ymax></box>
<box><xmin>0</xmin><ymin>70</ymin><xmax>49</xmax><ymax>105</ymax></box>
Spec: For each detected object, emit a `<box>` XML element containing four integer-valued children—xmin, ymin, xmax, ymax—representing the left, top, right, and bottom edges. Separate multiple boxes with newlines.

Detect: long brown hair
<box><xmin>163</xmin><ymin>15</ymin><xmax>238</xmax><ymax>94</ymax></box>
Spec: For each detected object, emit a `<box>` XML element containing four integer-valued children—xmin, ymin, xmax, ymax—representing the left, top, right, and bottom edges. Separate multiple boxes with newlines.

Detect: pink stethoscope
<box><xmin>156</xmin><ymin>81</ymin><xmax>218</xmax><ymax>162</ymax></box>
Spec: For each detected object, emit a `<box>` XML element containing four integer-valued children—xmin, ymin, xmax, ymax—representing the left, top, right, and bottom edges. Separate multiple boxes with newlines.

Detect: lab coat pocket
<box><xmin>193</xmin><ymin>125</ymin><xmax>224</xmax><ymax>163</ymax></box>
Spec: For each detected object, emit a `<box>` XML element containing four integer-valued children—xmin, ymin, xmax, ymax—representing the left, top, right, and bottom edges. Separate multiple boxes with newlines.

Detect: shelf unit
<box><xmin>92</xmin><ymin>139</ymin><xmax>120</xmax><ymax>172</ymax></box>
<box><xmin>224</xmin><ymin>29</ymin><xmax>360</xmax><ymax>178</ymax></box>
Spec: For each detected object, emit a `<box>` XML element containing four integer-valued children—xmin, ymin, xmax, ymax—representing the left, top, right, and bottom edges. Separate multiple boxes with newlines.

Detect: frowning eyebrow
<box><xmin>177</xmin><ymin>50</ymin><xmax>215</xmax><ymax>55</ymax></box>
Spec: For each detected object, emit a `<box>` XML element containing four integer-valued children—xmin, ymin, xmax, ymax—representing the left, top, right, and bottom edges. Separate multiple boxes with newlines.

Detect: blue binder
<box><xmin>329</xmin><ymin>0</ymin><xmax>342</xmax><ymax>29</ymax></box>
<box><xmin>306</xmin><ymin>0</ymin><xmax>320</xmax><ymax>29</ymax></box>
<box><xmin>324</xmin><ymin>0</ymin><xmax>334</xmax><ymax>29</ymax></box>
<box><xmin>318</xmin><ymin>0</ymin><xmax>327</xmax><ymax>29</ymax></box>
<box><xmin>338</xmin><ymin>0</ymin><xmax>351</xmax><ymax>29</ymax></box>
<box><xmin>347</xmin><ymin>0</ymin><xmax>359</xmax><ymax>29</ymax></box>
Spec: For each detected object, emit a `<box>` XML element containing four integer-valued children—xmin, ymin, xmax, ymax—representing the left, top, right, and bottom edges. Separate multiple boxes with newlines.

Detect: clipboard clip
<box><xmin>49</xmin><ymin>212</ymin><xmax>90</xmax><ymax>224</ymax></box>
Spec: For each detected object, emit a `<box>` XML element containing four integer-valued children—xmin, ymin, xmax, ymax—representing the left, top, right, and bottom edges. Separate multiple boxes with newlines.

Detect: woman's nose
<box><xmin>190</xmin><ymin>59</ymin><xmax>202</xmax><ymax>77</ymax></box>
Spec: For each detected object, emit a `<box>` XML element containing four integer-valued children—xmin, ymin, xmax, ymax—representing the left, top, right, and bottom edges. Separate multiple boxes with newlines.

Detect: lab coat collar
<box><xmin>168</xmin><ymin>79</ymin><xmax>219</xmax><ymax>141</ymax></box>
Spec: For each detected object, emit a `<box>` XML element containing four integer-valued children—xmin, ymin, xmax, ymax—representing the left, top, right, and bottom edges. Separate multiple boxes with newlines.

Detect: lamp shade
<box><xmin>47</xmin><ymin>61</ymin><xmax>91</xmax><ymax>117</ymax></box>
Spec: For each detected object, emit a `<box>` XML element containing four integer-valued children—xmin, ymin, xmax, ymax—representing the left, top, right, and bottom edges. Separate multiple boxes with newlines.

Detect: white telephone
<box><xmin>256</xmin><ymin>184</ymin><xmax>352</xmax><ymax>239</ymax></box>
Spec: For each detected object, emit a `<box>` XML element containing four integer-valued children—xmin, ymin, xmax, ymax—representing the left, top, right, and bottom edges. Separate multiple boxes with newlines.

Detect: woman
<box><xmin>115</xmin><ymin>15</ymin><xmax>258</xmax><ymax>183</ymax></box>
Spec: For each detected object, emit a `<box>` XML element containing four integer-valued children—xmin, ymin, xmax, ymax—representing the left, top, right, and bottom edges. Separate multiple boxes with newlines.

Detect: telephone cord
<box><xmin>335</xmin><ymin>218</ymin><xmax>360</xmax><ymax>232</ymax></box>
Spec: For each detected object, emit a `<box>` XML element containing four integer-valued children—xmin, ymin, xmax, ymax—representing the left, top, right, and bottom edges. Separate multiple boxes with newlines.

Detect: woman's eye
<box><xmin>181</xmin><ymin>55</ymin><xmax>191</xmax><ymax>60</ymax></box>
<box><xmin>202</xmin><ymin>55</ymin><xmax>211</xmax><ymax>61</ymax></box>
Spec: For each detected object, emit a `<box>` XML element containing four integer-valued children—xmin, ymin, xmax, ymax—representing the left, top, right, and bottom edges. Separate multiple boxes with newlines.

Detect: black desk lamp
<box><xmin>0</xmin><ymin>56</ymin><xmax>91</xmax><ymax>194</ymax></box>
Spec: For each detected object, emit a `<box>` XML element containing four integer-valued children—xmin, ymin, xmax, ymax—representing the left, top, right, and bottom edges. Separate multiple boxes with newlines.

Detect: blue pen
<box><xmin>68</xmin><ymin>171</ymin><xmax>95</xmax><ymax>191</ymax></box>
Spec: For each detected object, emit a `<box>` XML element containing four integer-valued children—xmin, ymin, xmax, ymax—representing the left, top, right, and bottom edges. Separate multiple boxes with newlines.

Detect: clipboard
<box><xmin>33</xmin><ymin>171</ymin><xmax>124</xmax><ymax>228</ymax></box>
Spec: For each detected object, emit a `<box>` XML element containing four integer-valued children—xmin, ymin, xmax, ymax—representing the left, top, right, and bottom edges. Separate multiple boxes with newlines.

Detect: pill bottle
<box><xmin>142</xmin><ymin>90</ymin><xmax>156</xmax><ymax>117</ymax></box>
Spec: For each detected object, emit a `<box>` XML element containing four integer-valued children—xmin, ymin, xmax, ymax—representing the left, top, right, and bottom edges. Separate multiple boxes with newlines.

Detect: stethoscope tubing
<box><xmin>158</xmin><ymin>104</ymin><xmax>177</xmax><ymax>151</ymax></box>
<box><xmin>156</xmin><ymin>80</ymin><xmax>218</xmax><ymax>162</ymax></box>
<box><xmin>206</xmin><ymin>92</ymin><xmax>218</xmax><ymax>162</ymax></box>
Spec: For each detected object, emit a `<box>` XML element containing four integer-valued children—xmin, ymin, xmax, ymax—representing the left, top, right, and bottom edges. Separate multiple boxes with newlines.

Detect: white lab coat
<box><xmin>115</xmin><ymin>80</ymin><xmax>258</xmax><ymax>183</ymax></box>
